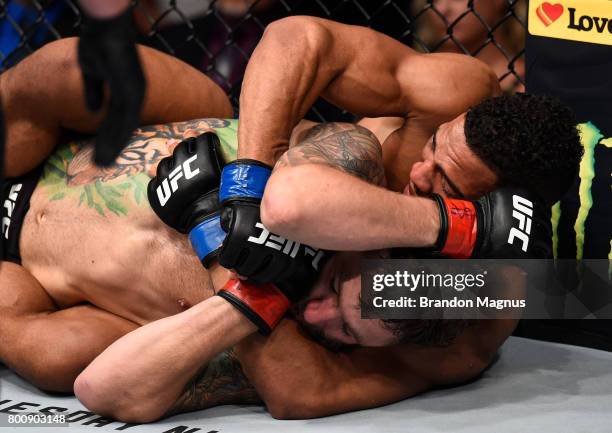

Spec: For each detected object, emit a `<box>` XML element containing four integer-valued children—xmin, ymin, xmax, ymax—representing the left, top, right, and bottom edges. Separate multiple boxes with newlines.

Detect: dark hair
<box><xmin>382</xmin><ymin>319</ymin><xmax>471</xmax><ymax>347</ymax></box>
<box><xmin>464</xmin><ymin>94</ymin><xmax>583</xmax><ymax>205</ymax></box>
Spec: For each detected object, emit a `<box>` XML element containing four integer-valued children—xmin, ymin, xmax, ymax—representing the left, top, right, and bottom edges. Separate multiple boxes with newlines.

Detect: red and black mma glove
<box><xmin>78</xmin><ymin>8</ymin><xmax>146</xmax><ymax>167</ymax></box>
<box><xmin>147</xmin><ymin>132</ymin><xmax>227</xmax><ymax>267</ymax></box>
<box><xmin>216</xmin><ymin>231</ymin><xmax>327</xmax><ymax>334</ymax></box>
<box><xmin>217</xmin><ymin>159</ymin><xmax>327</xmax><ymax>333</ymax></box>
<box><xmin>432</xmin><ymin>186</ymin><xmax>552</xmax><ymax>259</ymax></box>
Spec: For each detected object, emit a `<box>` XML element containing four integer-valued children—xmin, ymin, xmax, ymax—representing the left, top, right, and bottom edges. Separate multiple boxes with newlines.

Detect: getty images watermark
<box><xmin>360</xmin><ymin>259</ymin><xmax>612</xmax><ymax>320</ymax></box>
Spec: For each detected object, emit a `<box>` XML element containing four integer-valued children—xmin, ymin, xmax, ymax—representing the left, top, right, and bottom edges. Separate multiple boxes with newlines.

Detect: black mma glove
<box><xmin>78</xmin><ymin>8</ymin><xmax>146</xmax><ymax>167</ymax></box>
<box><xmin>216</xmin><ymin>159</ymin><xmax>327</xmax><ymax>334</ymax></box>
<box><xmin>432</xmin><ymin>186</ymin><xmax>552</xmax><ymax>259</ymax></box>
<box><xmin>215</xmin><ymin>204</ymin><xmax>328</xmax><ymax>333</ymax></box>
<box><xmin>147</xmin><ymin>132</ymin><xmax>226</xmax><ymax>267</ymax></box>
<box><xmin>218</xmin><ymin>160</ymin><xmax>326</xmax><ymax>285</ymax></box>
<box><xmin>0</xmin><ymin>106</ymin><xmax>4</xmax><ymax>260</ymax></box>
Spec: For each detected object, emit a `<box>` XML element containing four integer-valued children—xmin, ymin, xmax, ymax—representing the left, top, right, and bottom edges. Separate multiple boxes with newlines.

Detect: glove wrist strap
<box><xmin>219</xmin><ymin>160</ymin><xmax>273</xmax><ymax>202</ymax></box>
<box><xmin>435</xmin><ymin>196</ymin><xmax>478</xmax><ymax>259</ymax></box>
<box><xmin>217</xmin><ymin>279</ymin><xmax>290</xmax><ymax>335</ymax></box>
<box><xmin>189</xmin><ymin>215</ymin><xmax>225</xmax><ymax>268</ymax></box>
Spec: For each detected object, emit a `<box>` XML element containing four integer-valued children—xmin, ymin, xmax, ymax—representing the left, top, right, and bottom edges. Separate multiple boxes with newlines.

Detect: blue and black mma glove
<box><xmin>217</xmin><ymin>158</ymin><xmax>327</xmax><ymax>284</ymax></box>
<box><xmin>217</xmin><ymin>159</ymin><xmax>274</xmax><ymax>278</ymax></box>
<box><xmin>147</xmin><ymin>132</ymin><xmax>226</xmax><ymax>267</ymax></box>
<box><xmin>149</xmin><ymin>141</ymin><xmax>327</xmax><ymax>334</ymax></box>
<box><xmin>216</xmin><ymin>158</ymin><xmax>328</xmax><ymax>333</ymax></box>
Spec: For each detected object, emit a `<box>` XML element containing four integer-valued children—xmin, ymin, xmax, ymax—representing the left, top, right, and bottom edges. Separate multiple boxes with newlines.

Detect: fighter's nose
<box><xmin>409</xmin><ymin>160</ymin><xmax>434</xmax><ymax>195</ymax></box>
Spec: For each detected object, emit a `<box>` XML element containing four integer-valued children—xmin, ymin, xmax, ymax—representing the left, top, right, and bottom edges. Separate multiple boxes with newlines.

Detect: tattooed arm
<box><xmin>75</xmin><ymin>292</ymin><xmax>258</xmax><ymax>423</ymax></box>
<box><xmin>165</xmin><ymin>349</ymin><xmax>261</xmax><ymax>417</ymax></box>
<box><xmin>261</xmin><ymin>122</ymin><xmax>440</xmax><ymax>250</ymax></box>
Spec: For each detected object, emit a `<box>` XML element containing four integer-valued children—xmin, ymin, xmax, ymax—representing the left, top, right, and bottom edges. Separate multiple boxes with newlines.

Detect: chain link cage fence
<box><xmin>0</xmin><ymin>0</ymin><xmax>526</xmax><ymax>121</ymax></box>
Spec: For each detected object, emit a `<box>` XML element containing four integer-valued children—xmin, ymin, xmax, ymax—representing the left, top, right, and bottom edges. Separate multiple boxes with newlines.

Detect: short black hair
<box><xmin>464</xmin><ymin>94</ymin><xmax>583</xmax><ymax>205</ymax></box>
<box><xmin>382</xmin><ymin>319</ymin><xmax>472</xmax><ymax>347</ymax></box>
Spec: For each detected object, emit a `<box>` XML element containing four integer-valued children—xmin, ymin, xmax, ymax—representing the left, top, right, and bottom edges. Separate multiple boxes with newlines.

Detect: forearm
<box><xmin>262</xmin><ymin>164</ymin><xmax>439</xmax><ymax>250</ymax></box>
<box><xmin>238</xmin><ymin>19</ymin><xmax>334</xmax><ymax>163</ymax></box>
<box><xmin>235</xmin><ymin>319</ymin><xmax>516</xmax><ymax>419</ymax></box>
<box><xmin>75</xmin><ymin>296</ymin><xmax>257</xmax><ymax>422</ymax></box>
<box><xmin>235</xmin><ymin>320</ymin><xmax>426</xmax><ymax>419</ymax></box>
<box><xmin>238</xmin><ymin>17</ymin><xmax>412</xmax><ymax>164</ymax></box>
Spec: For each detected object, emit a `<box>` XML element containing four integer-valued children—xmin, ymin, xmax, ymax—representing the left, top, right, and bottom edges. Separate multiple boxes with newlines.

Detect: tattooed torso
<box><xmin>20</xmin><ymin>119</ymin><xmax>239</xmax><ymax>324</ymax></box>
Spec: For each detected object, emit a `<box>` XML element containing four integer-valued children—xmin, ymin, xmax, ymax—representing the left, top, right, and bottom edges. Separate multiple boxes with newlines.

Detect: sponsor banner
<box><xmin>361</xmin><ymin>259</ymin><xmax>611</xmax><ymax>320</ymax></box>
<box><xmin>528</xmin><ymin>0</ymin><xmax>612</xmax><ymax>46</ymax></box>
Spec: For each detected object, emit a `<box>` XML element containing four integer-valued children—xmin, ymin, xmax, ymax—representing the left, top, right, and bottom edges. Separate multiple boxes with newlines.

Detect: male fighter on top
<box><xmin>73</xmin><ymin>18</ymin><xmax>580</xmax><ymax>421</ymax></box>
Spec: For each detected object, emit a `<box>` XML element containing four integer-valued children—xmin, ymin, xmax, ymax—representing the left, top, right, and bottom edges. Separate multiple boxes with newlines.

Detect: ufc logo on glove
<box><xmin>155</xmin><ymin>155</ymin><xmax>200</xmax><ymax>206</ymax></box>
<box><xmin>2</xmin><ymin>183</ymin><xmax>22</xmax><ymax>239</ymax></box>
<box><xmin>248</xmin><ymin>222</ymin><xmax>325</xmax><ymax>270</ymax></box>
<box><xmin>507</xmin><ymin>195</ymin><xmax>533</xmax><ymax>252</ymax></box>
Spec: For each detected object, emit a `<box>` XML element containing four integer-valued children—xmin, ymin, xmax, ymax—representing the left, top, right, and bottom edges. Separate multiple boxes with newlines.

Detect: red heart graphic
<box><xmin>536</xmin><ymin>2</ymin><xmax>564</xmax><ymax>26</ymax></box>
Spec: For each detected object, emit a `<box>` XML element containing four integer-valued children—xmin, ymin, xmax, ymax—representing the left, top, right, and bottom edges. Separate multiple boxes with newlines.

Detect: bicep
<box><xmin>316</xmin><ymin>21</ymin><xmax>499</xmax><ymax>120</ymax></box>
<box><xmin>301</xmin><ymin>18</ymin><xmax>419</xmax><ymax>117</ymax></box>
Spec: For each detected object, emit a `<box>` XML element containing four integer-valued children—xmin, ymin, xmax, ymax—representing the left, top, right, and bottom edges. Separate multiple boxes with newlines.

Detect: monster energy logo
<box><xmin>551</xmin><ymin>122</ymin><xmax>612</xmax><ymax>276</ymax></box>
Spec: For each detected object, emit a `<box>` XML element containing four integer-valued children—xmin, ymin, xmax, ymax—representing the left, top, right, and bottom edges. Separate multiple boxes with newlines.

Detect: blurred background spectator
<box><xmin>412</xmin><ymin>0</ymin><xmax>526</xmax><ymax>93</ymax></box>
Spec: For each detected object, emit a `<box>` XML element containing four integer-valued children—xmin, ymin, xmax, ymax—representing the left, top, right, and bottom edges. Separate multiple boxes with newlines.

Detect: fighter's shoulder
<box><xmin>434</xmin><ymin>53</ymin><xmax>499</xmax><ymax>94</ymax></box>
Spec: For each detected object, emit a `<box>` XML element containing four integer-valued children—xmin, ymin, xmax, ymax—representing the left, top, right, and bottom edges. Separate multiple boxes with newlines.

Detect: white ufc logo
<box><xmin>156</xmin><ymin>154</ymin><xmax>200</xmax><ymax>206</ymax></box>
<box><xmin>248</xmin><ymin>222</ymin><xmax>325</xmax><ymax>270</ymax></box>
<box><xmin>2</xmin><ymin>183</ymin><xmax>23</xmax><ymax>240</ymax></box>
<box><xmin>507</xmin><ymin>195</ymin><xmax>533</xmax><ymax>252</ymax></box>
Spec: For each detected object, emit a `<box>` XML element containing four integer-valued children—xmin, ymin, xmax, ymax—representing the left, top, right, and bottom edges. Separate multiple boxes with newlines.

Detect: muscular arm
<box><xmin>238</xmin><ymin>16</ymin><xmax>500</xmax><ymax>165</ymax></box>
<box><xmin>1</xmin><ymin>37</ymin><xmax>231</xmax><ymax>177</ymax></box>
<box><xmin>261</xmin><ymin>122</ymin><xmax>440</xmax><ymax>250</ymax></box>
<box><xmin>74</xmin><ymin>283</ymin><xmax>258</xmax><ymax>423</ymax></box>
<box><xmin>236</xmin><ymin>318</ymin><xmax>516</xmax><ymax>419</ymax></box>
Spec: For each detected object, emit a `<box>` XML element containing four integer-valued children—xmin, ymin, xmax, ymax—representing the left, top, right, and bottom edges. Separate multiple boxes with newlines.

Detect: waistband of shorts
<box><xmin>1</xmin><ymin>166</ymin><xmax>44</xmax><ymax>264</ymax></box>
